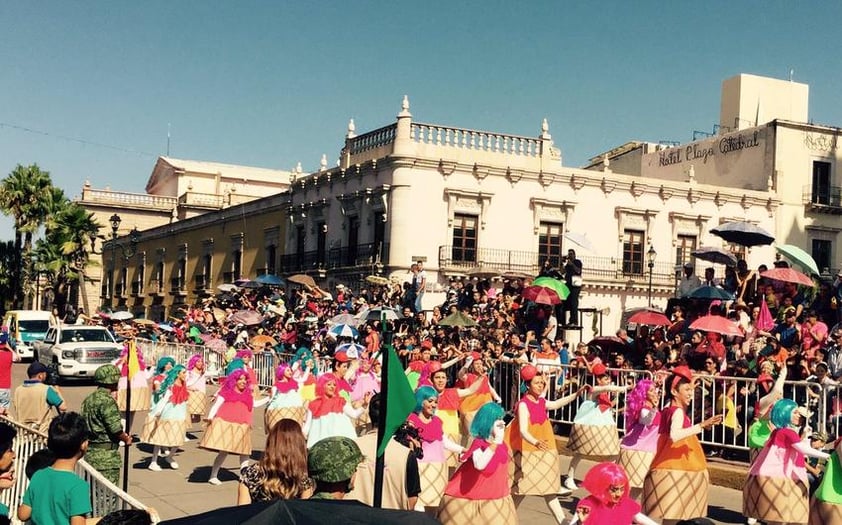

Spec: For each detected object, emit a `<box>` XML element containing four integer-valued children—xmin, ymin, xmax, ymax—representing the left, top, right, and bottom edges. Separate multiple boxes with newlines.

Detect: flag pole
<box><xmin>122</xmin><ymin>339</ymin><xmax>134</xmax><ymax>492</ymax></box>
<box><xmin>372</xmin><ymin>311</ymin><xmax>389</xmax><ymax>508</ymax></box>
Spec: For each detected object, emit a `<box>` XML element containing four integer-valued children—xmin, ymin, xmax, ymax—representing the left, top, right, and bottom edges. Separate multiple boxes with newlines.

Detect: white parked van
<box><xmin>2</xmin><ymin>310</ymin><xmax>52</xmax><ymax>360</ymax></box>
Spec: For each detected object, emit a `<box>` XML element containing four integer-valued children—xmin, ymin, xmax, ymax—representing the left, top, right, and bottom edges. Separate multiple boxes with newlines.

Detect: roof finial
<box><xmin>346</xmin><ymin>119</ymin><xmax>356</xmax><ymax>139</ymax></box>
<box><xmin>295</xmin><ymin>162</ymin><xmax>302</xmax><ymax>174</ymax></box>
<box><xmin>320</xmin><ymin>154</ymin><xmax>328</xmax><ymax>171</ymax></box>
<box><xmin>398</xmin><ymin>95</ymin><xmax>411</xmax><ymax>117</ymax></box>
<box><xmin>540</xmin><ymin>118</ymin><xmax>551</xmax><ymax>139</ymax></box>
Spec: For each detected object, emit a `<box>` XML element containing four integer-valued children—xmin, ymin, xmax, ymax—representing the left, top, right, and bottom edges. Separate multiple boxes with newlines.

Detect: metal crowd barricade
<box><xmin>0</xmin><ymin>416</ymin><xmax>150</xmax><ymax>524</ymax></box>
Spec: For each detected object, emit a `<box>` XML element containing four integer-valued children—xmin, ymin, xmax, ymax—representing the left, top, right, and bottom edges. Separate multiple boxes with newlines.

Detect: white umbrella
<box><xmin>563</xmin><ymin>231</ymin><xmax>595</xmax><ymax>253</ymax></box>
<box><xmin>110</xmin><ymin>311</ymin><xmax>134</xmax><ymax>321</ymax></box>
<box><xmin>217</xmin><ymin>283</ymin><xmax>238</xmax><ymax>292</ymax></box>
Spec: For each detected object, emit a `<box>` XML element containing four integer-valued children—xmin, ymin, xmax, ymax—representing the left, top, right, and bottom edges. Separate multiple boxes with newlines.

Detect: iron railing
<box><xmin>803</xmin><ymin>184</ymin><xmax>842</xmax><ymax>211</ymax></box>
<box><xmin>280</xmin><ymin>243</ymin><xmax>389</xmax><ymax>274</ymax></box>
<box><xmin>438</xmin><ymin>245</ymin><xmax>678</xmax><ymax>284</ymax></box>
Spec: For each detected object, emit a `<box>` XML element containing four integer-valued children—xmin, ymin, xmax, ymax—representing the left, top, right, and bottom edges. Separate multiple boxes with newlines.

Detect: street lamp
<box><xmin>647</xmin><ymin>245</ymin><xmax>657</xmax><ymax>307</ymax></box>
<box><xmin>107</xmin><ymin>213</ymin><xmax>140</xmax><ymax>308</ymax></box>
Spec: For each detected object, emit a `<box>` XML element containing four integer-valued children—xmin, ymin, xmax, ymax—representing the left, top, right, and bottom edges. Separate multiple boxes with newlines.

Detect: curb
<box><xmin>554</xmin><ymin>436</ymin><xmax>747</xmax><ymax>491</ymax></box>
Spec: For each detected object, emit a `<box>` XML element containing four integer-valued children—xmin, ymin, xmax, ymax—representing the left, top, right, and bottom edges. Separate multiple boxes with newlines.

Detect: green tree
<box><xmin>0</xmin><ymin>164</ymin><xmax>53</xmax><ymax>308</ymax></box>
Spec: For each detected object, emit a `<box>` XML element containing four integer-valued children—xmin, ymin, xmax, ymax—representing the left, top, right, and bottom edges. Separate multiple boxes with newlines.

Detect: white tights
<box><xmin>209</xmin><ymin>451</ymin><xmax>250</xmax><ymax>479</ymax></box>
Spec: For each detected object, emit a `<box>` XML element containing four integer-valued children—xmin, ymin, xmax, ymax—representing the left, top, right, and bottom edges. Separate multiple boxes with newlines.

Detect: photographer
<box><xmin>12</xmin><ymin>362</ymin><xmax>67</xmax><ymax>433</ymax></box>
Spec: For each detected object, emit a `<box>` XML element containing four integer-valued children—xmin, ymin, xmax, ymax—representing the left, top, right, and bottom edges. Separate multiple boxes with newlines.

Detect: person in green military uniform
<box><xmin>307</xmin><ymin>436</ymin><xmax>364</xmax><ymax>500</ymax></box>
<box><xmin>81</xmin><ymin>364</ymin><xmax>133</xmax><ymax>484</ymax></box>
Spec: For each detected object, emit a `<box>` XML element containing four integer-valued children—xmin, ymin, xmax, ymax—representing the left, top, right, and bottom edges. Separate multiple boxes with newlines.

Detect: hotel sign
<box><xmin>658</xmin><ymin>130</ymin><xmax>761</xmax><ymax>167</ymax></box>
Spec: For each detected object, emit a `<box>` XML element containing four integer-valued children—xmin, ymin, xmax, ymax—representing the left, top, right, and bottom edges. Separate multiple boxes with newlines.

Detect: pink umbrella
<box><xmin>689</xmin><ymin>315</ymin><xmax>742</xmax><ymax>337</ymax></box>
<box><xmin>521</xmin><ymin>285</ymin><xmax>562</xmax><ymax>305</ymax></box>
<box><xmin>231</xmin><ymin>310</ymin><xmax>263</xmax><ymax>326</ymax></box>
<box><xmin>760</xmin><ymin>268</ymin><xmax>815</xmax><ymax>287</ymax></box>
<box><xmin>628</xmin><ymin>310</ymin><xmax>671</xmax><ymax>327</ymax></box>
<box><xmin>204</xmin><ymin>338</ymin><xmax>228</xmax><ymax>354</ymax></box>
<box><xmin>756</xmin><ymin>296</ymin><xmax>775</xmax><ymax>332</ymax></box>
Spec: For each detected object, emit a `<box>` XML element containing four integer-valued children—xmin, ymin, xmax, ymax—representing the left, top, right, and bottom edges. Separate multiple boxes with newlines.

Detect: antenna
<box><xmin>167</xmin><ymin>123</ymin><xmax>171</xmax><ymax>156</ymax></box>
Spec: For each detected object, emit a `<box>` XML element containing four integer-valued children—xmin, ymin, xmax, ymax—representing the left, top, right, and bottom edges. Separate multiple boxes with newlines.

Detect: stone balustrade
<box><xmin>347</xmin><ymin>124</ymin><xmax>398</xmax><ymax>155</ymax></box>
<box><xmin>81</xmin><ymin>188</ymin><xmax>177</xmax><ymax>209</ymax></box>
<box><xmin>411</xmin><ymin>122</ymin><xmax>542</xmax><ymax>156</ymax></box>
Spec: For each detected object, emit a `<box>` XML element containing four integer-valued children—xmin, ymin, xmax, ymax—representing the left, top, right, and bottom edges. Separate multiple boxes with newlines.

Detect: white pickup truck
<box><xmin>35</xmin><ymin>326</ymin><xmax>123</xmax><ymax>381</ymax></box>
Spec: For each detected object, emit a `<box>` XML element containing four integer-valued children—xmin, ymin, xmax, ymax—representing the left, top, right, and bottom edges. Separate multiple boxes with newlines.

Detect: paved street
<box><xmin>12</xmin><ymin>362</ymin><xmax>747</xmax><ymax>523</ymax></box>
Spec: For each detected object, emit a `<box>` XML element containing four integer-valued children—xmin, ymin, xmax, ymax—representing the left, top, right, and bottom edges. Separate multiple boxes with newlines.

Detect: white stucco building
<box><xmin>283</xmin><ymin>93</ymin><xmax>778</xmax><ymax>334</ymax></box>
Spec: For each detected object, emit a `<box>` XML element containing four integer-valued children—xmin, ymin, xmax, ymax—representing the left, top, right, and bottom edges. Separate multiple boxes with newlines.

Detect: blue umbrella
<box><xmin>336</xmin><ymin>343</ymin><xmax>366</xmax><ymax>359</ymax></box>
<box><xmin>255</xmin><ymin>274</ymin><xmax>286</xmax><ymax>286</ymax></box>
<box><xmin>329</xmin><ymin>323</ymin><xmax>359</xmax><ymax>339</ymax></box>
<box><xmin>688</xmin><ymin>285</ymin><xmax>734</xmax><ymax>300</ymax></box>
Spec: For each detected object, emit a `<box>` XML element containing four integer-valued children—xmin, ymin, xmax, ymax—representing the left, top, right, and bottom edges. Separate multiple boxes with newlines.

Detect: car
<box><xmin>35</xmin><ymin>326</ymin><xmax>122</xmax><ymax>380</ymax></box>
<box><xmin>2</xmin><ymin>310</ymin><xmax>52</xmax><ymax>360</ymax></box>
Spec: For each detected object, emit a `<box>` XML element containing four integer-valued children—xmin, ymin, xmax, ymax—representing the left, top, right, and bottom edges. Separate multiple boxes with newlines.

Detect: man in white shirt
<box><xmin>678</xmin><ymin>262</ymin><xmax>702</xmax><ymax>297</ymax></box>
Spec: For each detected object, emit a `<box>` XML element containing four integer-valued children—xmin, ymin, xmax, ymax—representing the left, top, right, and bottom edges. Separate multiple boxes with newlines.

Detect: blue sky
<box><xmin>1</xmin><ymin>1</ymin><xmax>841</xmax><ymax>239</ymax></box>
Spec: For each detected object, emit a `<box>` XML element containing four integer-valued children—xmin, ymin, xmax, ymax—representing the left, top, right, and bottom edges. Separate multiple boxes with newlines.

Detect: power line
<box><xmin>0</xmin><ymin>121</ymin><xmax>158</xmax><ymax>157</ymax></box>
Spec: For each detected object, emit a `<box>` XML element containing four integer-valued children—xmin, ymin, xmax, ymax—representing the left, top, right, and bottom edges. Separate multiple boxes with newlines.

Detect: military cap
<box><xmin>308</xmin><ymin>437</ymin><xmax>363</xmax><ymax>483</ymax></box>
<box><xmin>94</xmin><ymin>364</ymin><xmax>121</xmax><ymax>385</ymax></box>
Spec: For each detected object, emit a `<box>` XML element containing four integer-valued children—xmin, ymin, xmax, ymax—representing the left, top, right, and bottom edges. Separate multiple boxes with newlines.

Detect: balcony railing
<box><xmin>194</xmin><ymin>274</ymin><xmax>210</xmax><ymax>290</ymax></box>
<box><xmin>280</xmin><ymin>243</ymin><xmax>389</xmax><ymax>274</ymax></box>
<box><xmin>114</xmin><ymin>283</ymin><xmax>127</xmax><ymax>298</ymax></box>
<box><xmin>170</xmin><ymin>276</ymin><xmax>186</xmax><ymax>294</ymax></box>
<box><xmin>131</xmin><ymin>281</ymin><xmax>144</xmax><ymax>296</ymax></box>
<box><xmin>803</xmin><ymin>184</ymin><xmax>842</xmax><ymax>214</ymax></box>
<box><xmin>148</xmin><ymin>279</ymin><xmax>164</xmax><ymax>295</ymax></box>
<box><xmin>438</xmin><ymin>245</ymin><xmax>678</xmax><ymax>285</ymax></box>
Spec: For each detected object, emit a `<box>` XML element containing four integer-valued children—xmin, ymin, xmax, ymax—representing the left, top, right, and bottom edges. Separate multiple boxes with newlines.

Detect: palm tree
<box><xmin>0</xmin><ymin>164</ymin><xmax>53</xmax><ymax>308</ymax></box>
<box><xmin>36</xmin><ymin>199</ymin><xmax>103</xmax><ymax>315</ymax></box>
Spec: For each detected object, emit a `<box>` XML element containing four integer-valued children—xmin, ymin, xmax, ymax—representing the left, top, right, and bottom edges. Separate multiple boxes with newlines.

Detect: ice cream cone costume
<box><xmin>142</xmin><ymin>382</ymin><xmax>188</xmax><ymax>447</ymax></box>
<box><xmin>199</xmin><ymin>380</ymin><xmax>256</xmax><ymax>456</ymax></box>
<box><xmin>264</xmin><ymin>380</ymin><xmax>305</xmax><ymax>431</ymax></box>
<box><xmin>619</xmin><ymin>406</ymin><xmax>661</xmax><ymax>489</ymax></box>
<box><xmin>744</xmin><ymin>424</ymin><xmax>828</xmax><ymax>524</ymax></box>
<box><xmin>408</xmin><ymin>412</ymin><xmax>453</xmax><ymax>508</ymax></box>
<box><xmin>186</xmin><ymin>368</ymin><xmax>208</xmax><ymax>419</ymax></box>
<box><xmin>438</xmin><ymin>438</ymin><xmax>516</xmax><ymax>525</ymax></box>
<box><xmin>642</xmin><ymin>405</ymin><xmax>710</xmax><ymax>520</ymax></box>
<box><xmin>568</xmin><ymin>386</ymin><xmax>622</xmax><ymax>457</ymax></box>
<box><xmin>302</xmin><ymin>373</ymin><xmax>365</xmax><ymax>448</ymax></box>
<box><xmin>810</xmin><ymin>440</ymin><xmax>842</xmax><ymax>525</ymax></box>
<box><xmin>458</xmin><ymin>373</ymin><xmax>493</xmax><ymax>436</ymax></box>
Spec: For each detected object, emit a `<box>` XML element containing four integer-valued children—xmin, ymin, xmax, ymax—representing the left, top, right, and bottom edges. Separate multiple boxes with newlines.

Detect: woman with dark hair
<box><xmin>238</xmin><ymin>418</ymin><xmax>314</xmax><ymax>504</ymax></box>
<box><xmin>642</xmin><ymin>366</ymin><xmax>722</xmax><ymax>524</ymax></box>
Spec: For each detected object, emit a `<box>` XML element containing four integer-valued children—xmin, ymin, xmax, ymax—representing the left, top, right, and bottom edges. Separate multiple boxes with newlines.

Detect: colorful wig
<box><xmin>187</xmin><ymin>354</ymin><xmax>204</xmax><ymax>371</ymax></box>
<box><xmin>155</xmin><ymin>365</ymin><xmax>186</xmax><ymax>403</ymax></box>
<box><xmin>275</xmin><ymin>363</ymin><xmax>291</xmax><ymax>382</ymax></box>
<box><xmin>624</xmin><ymin>379</ymin><xmax>655</xmax><ymax>432</ymax></box>
<box><xmin>315</xmin><ymin>373</ymin><xmax>338</xmax><ymax>397</ymax></box>
<box><xmin>417</xmin><ymin>361</ymin><xmax>443</xmax><ymax>388</ymax></box>
<box><xmin>470</xmin><ymin>402</ymin><xmax>505</xmax><ymax>440</ymax></box>
<box><xmin>219</xmin><ymin>368</ymin><xmax>253</xmax><ymax>407</ymax></box>
<box><xmin>292</xmin><ymin>347</ymin><xmax>314</xmax><ymax>370</ymax></box>
<box><xmin>581</xmin><ymin>462</ymin><xmax>630</xmax><ymax>504</ymax></box>
<box><xmin>156</xmin><ymin>356</ymin><xmax>176</xmax><ymax>374</ymax></box>
<box><xmin>235</xmin><ymin>349</ymin><xmax>253</xmax><ymax>360</ymax></box>
<box><xmin>414</xmin><ymin>386</ymin><xmax>438</xmax><ymax>414</ymax></box>
<box><xmin>770</xmin><ymin>398</ymin><xmax>797</xmax><ymax>429</ymax></box>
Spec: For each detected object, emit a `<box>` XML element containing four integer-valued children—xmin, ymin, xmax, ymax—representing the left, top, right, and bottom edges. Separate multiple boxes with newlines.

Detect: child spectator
<box><xmin>19</xmin><ymin>412</ymin><xmax>92</xmax><ymax>525</ymax></box>
<box><xmin>806</xmin><ymin>431</ymin><xmax>828</xmax><ymax>495</ymax></box>
<box><xmin>24</xmin><ymin>449</ymin><xmax>56</xmax><ymax>480</ymax></box>
<box><xmin>0</xmin><ymin>422</ymin><xmax>17</xmax><ymax>519</ymax></box>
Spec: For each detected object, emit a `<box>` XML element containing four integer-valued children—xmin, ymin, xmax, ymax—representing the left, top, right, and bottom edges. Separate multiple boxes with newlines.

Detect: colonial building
<box><xmin>76</xmin><ymin>156</ymin><xmax>293</xmax><ymax>312</ymax></box>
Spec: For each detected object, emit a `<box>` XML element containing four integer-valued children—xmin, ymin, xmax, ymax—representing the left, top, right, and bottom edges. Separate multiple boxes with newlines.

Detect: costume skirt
<box><xmin>141</xmin><ymin>417</ymin><xmax>187</xmax><ymax>448</ymax></box>
<box><xmin>187</xmin><ymin>390</ymin><xmax>207</xmax><ymax>417</ymax></box>
<box><xmin>509</xmin><ymin>450</ymin><xmax>561</xmax><ymax>495</ymax></box>
<box><xmin>264</xmin><ymin>406</ymin><xmax>305</xmax><ymax>431</ymax></box>
<box><xmin>417</xmin><ymin>461</ymin><xmax>448</xmax><ymax>508</ymax></box>
<box><xmin>199</xmin><ymin>418</ymin><xmax>251</xmax><ymax>455</ymax></box>
<box><xmin>437</xmin><ymin>495</ymin><xmax>517</xmax><ymax>525</ymax></box>
<box><xmin>743</xmin><ymin>474</ymin><xmax>808</xmax><ymax>523</ymax></box>
<box><xmin>117</xmin><ymin>383</ymin><xmax>150</xmax><ymax>411</ymax></box>
<box><xmin>567</xmin><ymin>423</ymin><xmax>619</xmax><ymax>457</ymax></box>
<box><xmin>810</xmin><ymin>497</ymin><xmax>842</xmax><ymax>525</ymax></box>
<box><xmin>643</xmin><ymin>468</ymin><xmax>709</xmax><ymax>520</ymax></box>
<box><xmin>618</xmin><ymin>447</ymin><xmax>655</xmax><ymax>489</ymax></box>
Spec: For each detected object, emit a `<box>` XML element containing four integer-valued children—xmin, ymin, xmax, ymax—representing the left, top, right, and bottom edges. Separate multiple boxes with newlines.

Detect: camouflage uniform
<box><xmin>81</xmin><ymin>365</ymin><xmax>124</xmax><ymax>485</ymax></box>
<box><xmin>307</xmin><ymin>436</ymin><xmax>364</xmax><ymax>500</ymax></box>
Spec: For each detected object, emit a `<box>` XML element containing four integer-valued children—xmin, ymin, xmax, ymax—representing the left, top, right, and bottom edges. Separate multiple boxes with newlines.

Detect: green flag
<box><xmin>376</xmin><ymin>344</ymin><xmax>415</xmax><ymax>457</ymax></box>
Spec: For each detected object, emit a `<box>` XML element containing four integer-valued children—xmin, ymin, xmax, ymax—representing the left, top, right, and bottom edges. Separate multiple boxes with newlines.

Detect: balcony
<box><xmin>280</xmin><ymin>243</ymin><xmax>389</xmax><ymax>274</ymax></box>
<box><xmin>131</xmin><ymin>281</ymin><xmax>145</xmax><ymax>297</ymax></box>
<box><xmin>803</xmin><ymin>184</ymin><xmax>842</xmax><ymax>214</ymax></box>
<box><xmin>170</xmin><ymin>276</ymin><xmax>187</xmax><ymax>295</ymax></box>
<box><xmin>148</xmin><ymin>279</ymin><xmax>165</xmax><ymax>297</ymax></box>
<box><xmin>438</xmin><ymin>245</ymin><xmax>678</xmax><ymax>286</ymax></box>
<box><xmin>114</xmin><ymin>283</ymin><xmax>127</xmax><ymax>299</ymax></box>
<box><xmin>100</xmin><ymin>284</ymin><xmax>110</xmax><ymax>299</ymax></box>
<box><xmin>194</xmin><ymin>274</ymin><xmax>210</xmax><ymax>290</ymax></box>
<box><xmin>222</xmin><ymin>271</ymin><xmax>237</xmax><ymax>284</ymax></box>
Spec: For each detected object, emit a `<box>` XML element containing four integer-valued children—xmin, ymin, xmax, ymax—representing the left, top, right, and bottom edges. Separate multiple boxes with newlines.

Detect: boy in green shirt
<box><xmin>19</xmin><ymin>412</ymin><xmax>92</xmax><ymax>525</ymax></box>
